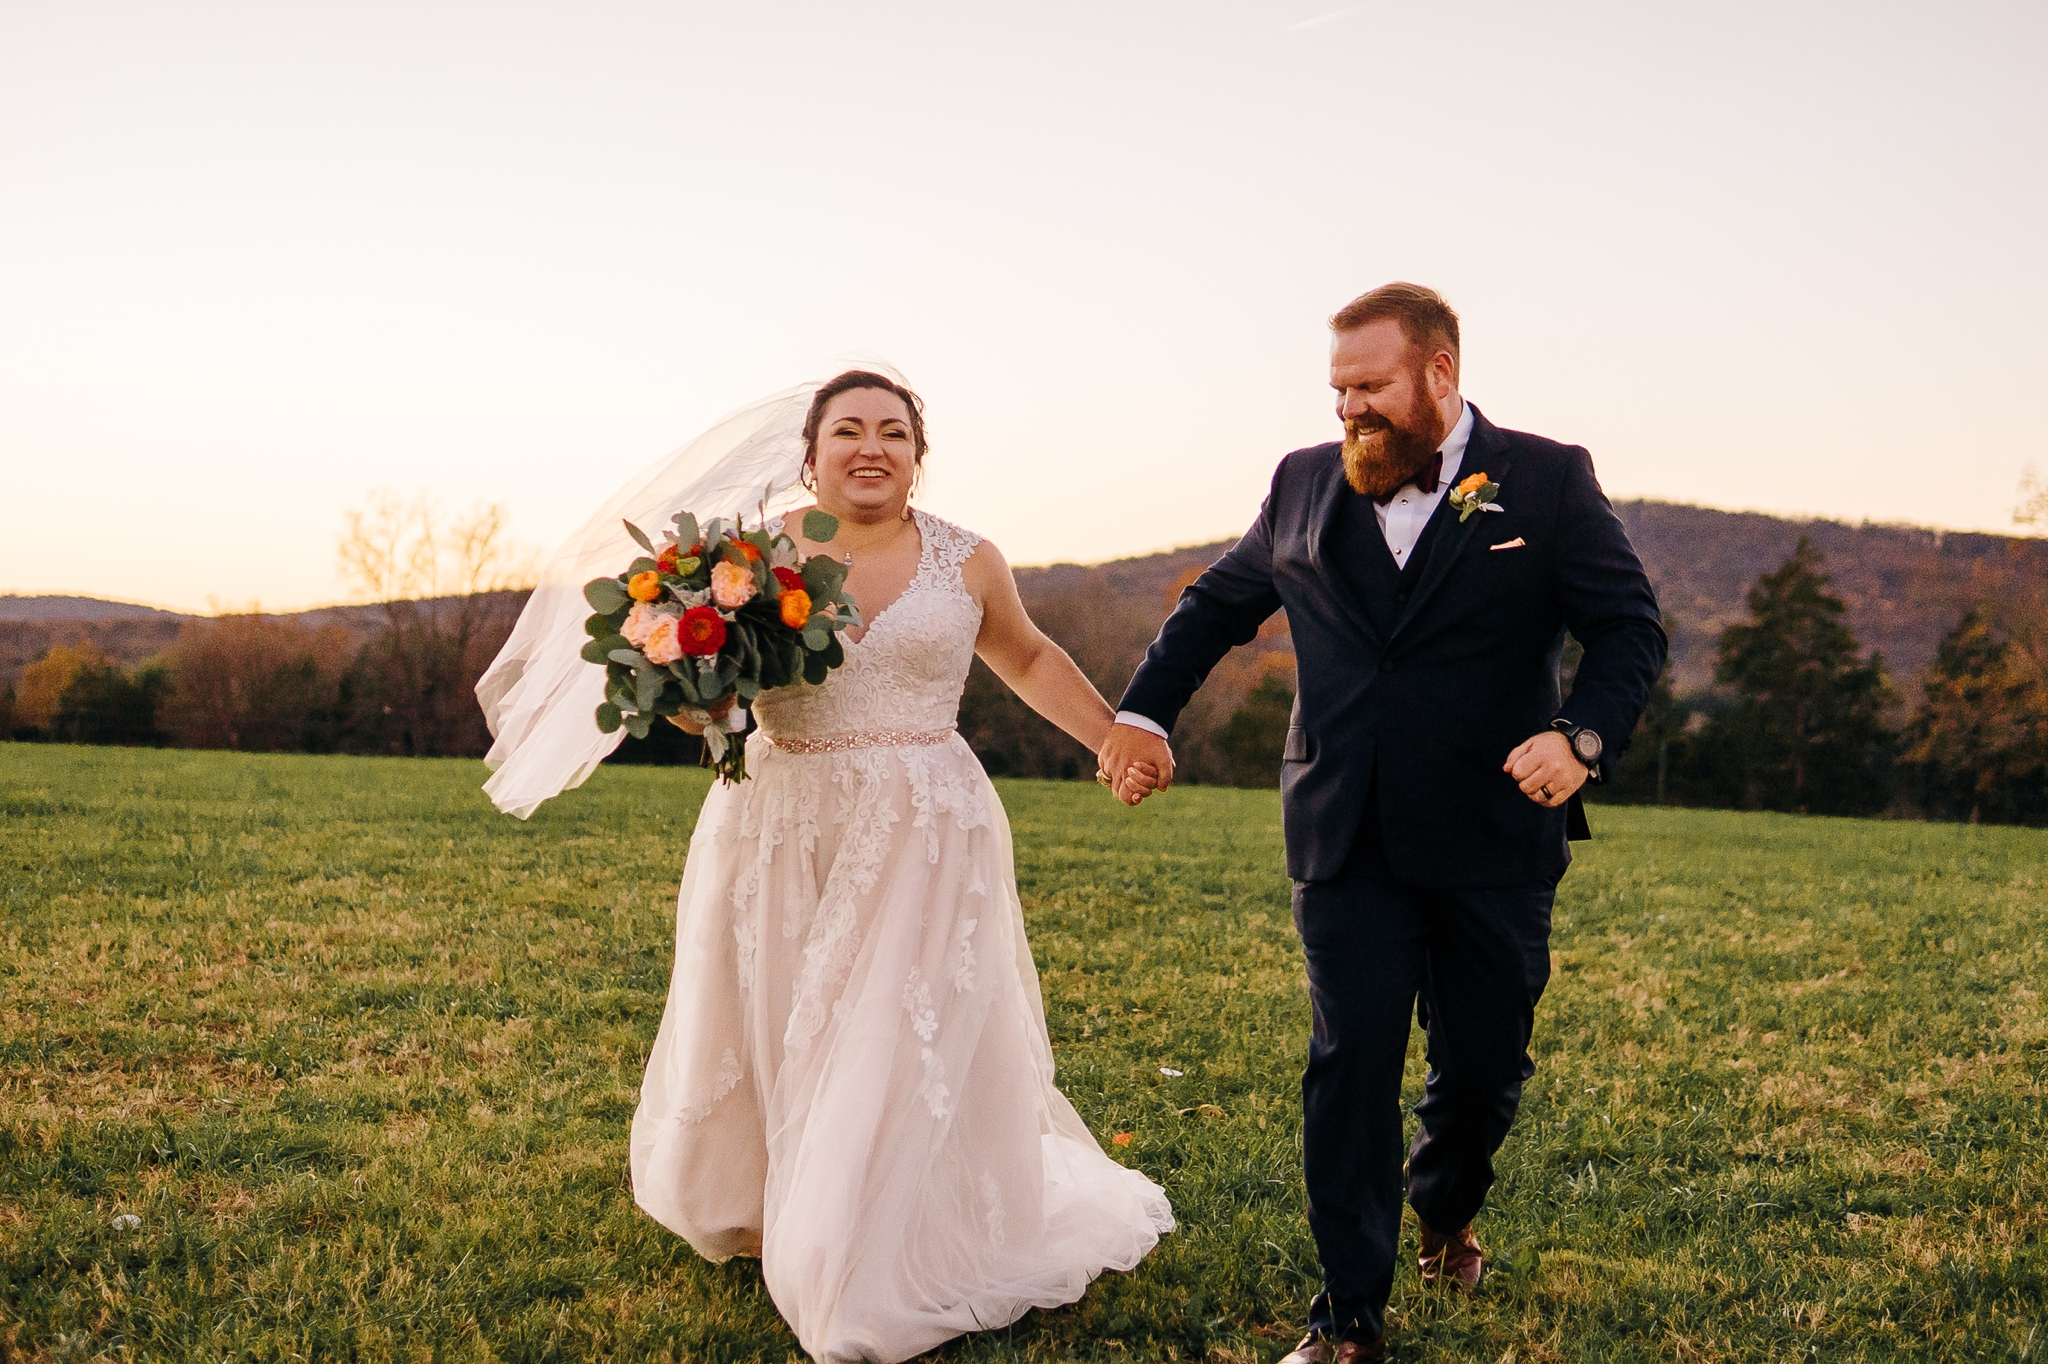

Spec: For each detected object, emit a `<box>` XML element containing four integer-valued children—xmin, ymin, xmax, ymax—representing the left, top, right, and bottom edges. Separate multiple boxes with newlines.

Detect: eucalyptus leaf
<box><xmin>609</xmin><ymin>648</ymin><xmax>651</xmax><ymax>668</ymax></box>
<box><xmin>671</xmin><ymin>512</ymin><xmax>699</xmax><ymax>549</ymax></box>
<box><xmin>634</xmin><ymin>667</ymin><xmax>661</xmax><ymax>714</ymax></box>
<box><xmin>623</xmin><ymin>519</ymin><xmax>656</xmax><ymax>555</ymax></box>
<box><xmin>736</xmin><ymin>677</ymin><xmax>761</xmax><ymax>700</ymax></box>
<box><xmin>594</xmin><ymin>702</ymin><xmax>622</xmax><ymax>733</ymax></box>
<box><xmin>802</xmin><ymin>624</ymin><xmax>828</xmax><ymax>652</ymax></box>
<box><xmin>584</xmin><ymin>612</ymin><xmax>614</xmax><ymax>638</ymax></box>
<box><xmin>803</xmin><ymin>650</ymin><xmax>829</xmax><ymax>686</ymax></box>
<box><xmin>802</xmin><ymin>554</ymin><xmax>848</xmax><ymax>601</ymax></box>
<box><xmin>628</xmin><ymin>556</ymin><xmax>658</xmax><ymax>577</ymax></box>
<box><xmin>802</xmin><ymin>509</ymin><xmax>840</xmax><ymax>543</ymax></box>
<box><xmin>821</xmin><ymin>633</ymin><xmax>844</xmax><ymax>669</ymax></box>
<box><xmin>580</xmin><ymin>639</ymin><xmax>609</xmax><ymax>665</ymax></box>
<box><xmin>624</xmin><ymin>713</ymin><xmax>652</xmax><ymax>740</ymax></box>
<box><xmin>584</xmin><ymin>578</ymin><xmax>629</xmax><ymax>613</ymax></box>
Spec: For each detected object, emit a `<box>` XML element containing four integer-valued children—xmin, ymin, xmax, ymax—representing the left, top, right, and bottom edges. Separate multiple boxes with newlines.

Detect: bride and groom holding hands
<box><xmin>479</xmin><ymin>282</ymin><xmax>1668</xmax><ymax>1362</ymax></box>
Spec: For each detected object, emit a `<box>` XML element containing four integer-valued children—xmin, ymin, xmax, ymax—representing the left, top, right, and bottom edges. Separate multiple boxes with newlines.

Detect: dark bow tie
<box><xmin>1373</xmin><ymin>452</ymin><xmax>1443</xmax><ymax>508</ymax></box>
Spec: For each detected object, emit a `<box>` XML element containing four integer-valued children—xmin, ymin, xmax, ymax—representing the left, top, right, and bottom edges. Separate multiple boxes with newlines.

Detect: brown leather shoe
<box><xmin>1277</xmin><ymin>1332</ymin><xmax>1387</xmax><ymax>1363</ymax></box>
<box><xmin>1418</xmin><ymin>1219</ymin><xmax>1485</xmax><ymax>1290</ymax></box>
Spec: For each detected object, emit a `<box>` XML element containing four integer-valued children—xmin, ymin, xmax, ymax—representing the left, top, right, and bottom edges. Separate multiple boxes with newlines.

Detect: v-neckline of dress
<box><xmin>841</xmin><ymin>512</ymin><xmax>928</xmax><ymax>648</ymax></box>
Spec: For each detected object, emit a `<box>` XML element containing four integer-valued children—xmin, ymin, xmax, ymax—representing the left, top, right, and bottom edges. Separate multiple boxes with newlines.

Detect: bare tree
<box><xmin>2018</xmin><ymin>465</ymin><xmax>2048</xmax><ymax>530</ymax></box>
<box><xmin>336</xmin><ymin>490</ymin><xmax>536</xmax><ymax>756</ymax></box>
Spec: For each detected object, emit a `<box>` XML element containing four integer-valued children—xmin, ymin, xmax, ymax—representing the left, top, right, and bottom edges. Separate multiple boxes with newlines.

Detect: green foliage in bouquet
<box><xmin>579</xmin><ymin>507</ymin><xmax>860</xmax><ymax>780</ymax></box>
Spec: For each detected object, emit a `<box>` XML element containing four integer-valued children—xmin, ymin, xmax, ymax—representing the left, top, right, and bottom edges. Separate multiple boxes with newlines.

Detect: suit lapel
<box><xmin>1303</xmin><ymin>450</ymin><xmax>1385</xmax><ymax>648</ymax></box>
<box><xmin>1386</xmin><ymin>407</ymin><xmax>1512</xmax><ymax>647</ymax></box>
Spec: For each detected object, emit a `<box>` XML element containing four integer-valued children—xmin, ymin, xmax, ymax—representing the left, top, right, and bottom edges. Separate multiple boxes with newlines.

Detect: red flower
<box><xmin>678</xmin><ymin>606</ymin><xmax>727</xmax><ymax>656</ymax></box>
<box><xmin>656</xmin><ymin>544</ymin><xmax>680</xmax><ymax>573</ymax></box>
<box><xmin>772</xmin><ymin>566</ymin><xmax>804</xmax><ymax>593</ymax></box>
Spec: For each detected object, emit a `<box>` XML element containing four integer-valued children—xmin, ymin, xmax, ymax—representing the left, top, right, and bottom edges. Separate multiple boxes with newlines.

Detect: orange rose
<box><xmin>779</xmin><ymin>588</ymin><xmax>812</xmax><ymax>629</ymax></box>
<box><xmin>627</xmin><ymin>570</ymin><xmax>662</xmax><ymax>602</ymax></box>
<box><xmin>728</xmin><ymin>539</ymin><xmax>762</xmax><ymax>563</ymax></box>
<box><xmin>1455</xmin><ymin>472</ymin><xmax>1489</xmax><ymax>497</ymax></box>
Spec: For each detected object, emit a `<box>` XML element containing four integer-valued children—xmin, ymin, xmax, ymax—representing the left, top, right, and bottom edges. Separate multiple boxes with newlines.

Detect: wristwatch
<box><xmin>1549</xmin><ymin>719</ymin><xmax>1603</xmax><ymax>782</ymax></box>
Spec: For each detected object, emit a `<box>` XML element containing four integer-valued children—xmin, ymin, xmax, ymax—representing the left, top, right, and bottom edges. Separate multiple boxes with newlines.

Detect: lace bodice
<box><xmin>752</xmin><ymin>509</ymin><xmax>984</xmax><ymax>742</ymax></box>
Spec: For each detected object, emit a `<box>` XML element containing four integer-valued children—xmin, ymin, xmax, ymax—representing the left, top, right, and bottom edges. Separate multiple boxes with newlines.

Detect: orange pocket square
<box><xmin>1490</xmin><ymin>537</ymin><xmax>1527</xmax><ymax>551</ymax></box>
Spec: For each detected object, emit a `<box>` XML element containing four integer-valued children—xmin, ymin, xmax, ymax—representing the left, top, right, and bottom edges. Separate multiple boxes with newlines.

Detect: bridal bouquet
<box><xmin>581</xmin><ymin>508</ymin><xmax>858</xmax><ymax>781</ymax></box>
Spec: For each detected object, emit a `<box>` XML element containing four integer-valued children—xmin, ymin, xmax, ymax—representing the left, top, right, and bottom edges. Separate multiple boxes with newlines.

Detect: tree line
<box><xmin>7</xmin><ymin>494</ymin><xmax>2047</xmax><ymax>826</ymax></box>
<box><xmin>2</xmin><ymin>493</ymin><xmax>528</xmax><ymax>760</ymax></box>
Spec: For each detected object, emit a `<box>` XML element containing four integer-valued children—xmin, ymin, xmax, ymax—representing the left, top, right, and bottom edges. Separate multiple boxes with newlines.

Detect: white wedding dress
<box><xmin>630</xmin><ymin>510</ymin><xmax>1174</xmax><ymax>1363</ymax></box>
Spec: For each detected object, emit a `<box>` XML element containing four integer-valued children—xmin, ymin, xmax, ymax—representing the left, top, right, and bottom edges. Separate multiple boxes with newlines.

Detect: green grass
<box><xmin>1</xmin><ymin>744</ymin><xmax>2044</xmax><ymax>1363</ymax></box>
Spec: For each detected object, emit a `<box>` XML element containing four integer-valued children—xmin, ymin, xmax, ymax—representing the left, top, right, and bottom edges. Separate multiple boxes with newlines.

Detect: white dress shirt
<box><xmin>1113</xmin><ymin>400</ymin><xmax>1472</xmax><ymax>742</ymax></box>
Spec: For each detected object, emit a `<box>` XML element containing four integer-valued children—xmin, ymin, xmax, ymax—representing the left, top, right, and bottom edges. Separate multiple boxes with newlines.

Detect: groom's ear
<box><xmin>1424</xmin><ymin>348</ymin><xmax>1458</xmax><ymax>399</ymax></box>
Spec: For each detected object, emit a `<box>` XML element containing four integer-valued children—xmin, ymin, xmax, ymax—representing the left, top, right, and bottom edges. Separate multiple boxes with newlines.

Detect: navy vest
<box><xmin>1328</xmin><ymin>487</ymin><xmax>1456</xmax><ymax>639</ymax></box>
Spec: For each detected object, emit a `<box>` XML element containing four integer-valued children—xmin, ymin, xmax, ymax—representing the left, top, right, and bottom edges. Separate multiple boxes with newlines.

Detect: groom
<box><xmin>1100</xmin><ymin>284</ymin><xmax>1666</xmax><ymax>1360</ymax></box>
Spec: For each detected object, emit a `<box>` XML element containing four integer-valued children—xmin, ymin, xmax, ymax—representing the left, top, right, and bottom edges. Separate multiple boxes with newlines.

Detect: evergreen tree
<box><xmin>1902</xmin><ymin>605</ymin><xmax>2048</xmax><ymax>824</ymax></box>
<box><xmin>1216</xmin><ymin>671</ymin><xmax>1294</xmax><ymax>789</ymax></box>
<box><xmin>1707</xmin><ymin>537</ymin><xmax>1895</xmax><ymax>815</ymax></box>
<box><xmin>51</xmin><ymin>660</ymin><xmax>170</xmax><ymax>747</ymax></box>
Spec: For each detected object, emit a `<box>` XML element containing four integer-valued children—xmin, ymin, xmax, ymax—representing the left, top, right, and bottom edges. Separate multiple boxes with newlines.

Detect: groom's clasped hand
<box><xmin>1098</xmin><ymin>724</ymin><xmax>1172</xmax><ymax>806</ymax></box>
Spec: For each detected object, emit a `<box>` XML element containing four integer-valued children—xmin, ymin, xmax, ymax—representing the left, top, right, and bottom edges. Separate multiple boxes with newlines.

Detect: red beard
<box><xmin>1341</xmin><ymin>388</ymin><xmax>1448</xmax><ymax>499</ymax></box>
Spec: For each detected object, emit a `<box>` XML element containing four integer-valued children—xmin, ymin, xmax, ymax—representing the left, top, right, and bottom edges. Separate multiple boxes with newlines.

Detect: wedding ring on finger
<box><xmin>1540</xmin><ymin>784</ymin><xmax>1554</xmax><ymax>800</ymax></box>
<box><xmin>1096</xmin><ymin>770</ymin><xmax>1112</xmax><ymax>787</ymax></box>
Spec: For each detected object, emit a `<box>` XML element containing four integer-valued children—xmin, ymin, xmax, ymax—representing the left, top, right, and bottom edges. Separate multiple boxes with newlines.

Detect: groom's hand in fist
<box><xmin>1099</xmin><ymin>722</ymin><xmax>1174</xmax><ymax>807</ymax></box>
<box><xmin>1505</xmin><ymin>731</ymin><xmax>1586</xmax><ymax>808</ymax></box>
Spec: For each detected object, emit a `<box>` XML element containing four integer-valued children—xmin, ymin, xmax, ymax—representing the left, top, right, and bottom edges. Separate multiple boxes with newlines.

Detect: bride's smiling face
<box><xmin>811</xmin><ymin>388</ymin><xmax>919</xmax><ymax>520</ymax></box>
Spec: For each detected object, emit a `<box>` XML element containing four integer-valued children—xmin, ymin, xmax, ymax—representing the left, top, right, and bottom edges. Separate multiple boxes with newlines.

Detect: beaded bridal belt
<box><xmin>765</xmin><ymin>726</ymin><xmax>958</xmax><ymax>755</ymax></box>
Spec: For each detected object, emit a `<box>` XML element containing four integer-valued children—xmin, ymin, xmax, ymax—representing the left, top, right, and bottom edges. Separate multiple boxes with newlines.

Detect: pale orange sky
<box><xmin>3</xmin><ymin>1</ymin><xmax>2044</xmax><ymax>613</ymax></box>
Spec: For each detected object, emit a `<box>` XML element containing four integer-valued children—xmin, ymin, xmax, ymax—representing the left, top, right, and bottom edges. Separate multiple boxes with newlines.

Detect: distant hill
<box><xmin>9</xmin><ymin>505</ymin><xmax>2044</xmax><ymax>709</ymax></box>
<box><xmin>1615</xmin><ymin>502</ymin><xmax>2048</xmax><ymax>692</ymax></box>
<box><xmin>1002</xmin><ymin>501</ymin><xmax>2048</xmax><ymax>696</ymax></box>
<box><xmin>0</xmin><ymin>595</ymin><xmax>192</xmax><ymax>623</ymax></box>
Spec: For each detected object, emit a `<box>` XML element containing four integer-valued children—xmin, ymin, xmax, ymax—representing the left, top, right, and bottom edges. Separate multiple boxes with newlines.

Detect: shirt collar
<box><xmin>1435</xmin><ymin>399</ymin><xmax>1473</xmax><ymax>489</ymax></box>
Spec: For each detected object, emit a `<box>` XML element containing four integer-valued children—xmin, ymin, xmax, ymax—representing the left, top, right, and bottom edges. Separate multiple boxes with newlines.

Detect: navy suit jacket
<box><xmin>1119</xmin><ymin>405</ymin><xmax>1667</xmax><ymax>886</ymax></box>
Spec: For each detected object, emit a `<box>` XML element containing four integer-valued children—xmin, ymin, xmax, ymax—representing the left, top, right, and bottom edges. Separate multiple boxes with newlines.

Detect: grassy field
<box><xmin>1</xmin><ymin>744</ymin><xmax>2043</xmax><ymax>1363</ymax></box>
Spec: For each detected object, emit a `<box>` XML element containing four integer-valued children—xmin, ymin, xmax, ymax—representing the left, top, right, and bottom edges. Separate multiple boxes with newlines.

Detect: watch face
<box><xmin>1572</xmin><ymin>729</ymin><xmax>1603</xmax><ymax>763</ymax></box>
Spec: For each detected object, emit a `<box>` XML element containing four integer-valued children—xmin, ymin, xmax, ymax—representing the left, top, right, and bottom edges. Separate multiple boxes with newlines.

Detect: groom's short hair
<box><xmin>1331</xmin><ymin>283</ymin><xmax>1461</xmax><ymax>381</ymax></box>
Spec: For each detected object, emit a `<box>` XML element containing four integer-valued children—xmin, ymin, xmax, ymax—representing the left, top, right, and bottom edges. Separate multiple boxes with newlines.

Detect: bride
<box><xmin>477</xmin><ymin>369</ymin><xmax>1173</xmax><ymax>1363</ymax></box>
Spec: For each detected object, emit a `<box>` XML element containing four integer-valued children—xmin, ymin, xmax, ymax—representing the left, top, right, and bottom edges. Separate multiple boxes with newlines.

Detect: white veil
<box><xmin>478</xmin><ymin>381</ymin><xmax>827</xmax><ymax>817</ymax></box>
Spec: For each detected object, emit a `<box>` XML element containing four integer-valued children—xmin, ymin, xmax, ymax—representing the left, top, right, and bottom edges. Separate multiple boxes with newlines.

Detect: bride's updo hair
<box><xmin>801</xmin><ymin>370</ymin><xmax>930</xmax><ymax>468</ymax></box>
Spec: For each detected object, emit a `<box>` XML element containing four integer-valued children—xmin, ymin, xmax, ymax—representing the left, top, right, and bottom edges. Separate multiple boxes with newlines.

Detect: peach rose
<box><xmin>621</xmin><ymin>602</ymin><xmax>659</xmax><ymax>647</ymax></box>
<box><xmin>710</xmin><ymin>560</ymin><xmax>756</xmax><ymax>609</ymax></box>
<box><xmin>628</xmin><ymin>570</ymin><xmax>662</xmax><ymax>602</ymax></box>
<box><xmin>643</xmin><ymin>617</ymin><xmax>684</xmax><ymax>665</ymax></box>
<box><xmin>779</xmin><ymin>588</ymin><xmax>812</xmax><ymax>629</ymax></box>
<box><xmin>1455</xmin><ymin>472</ymin><xmax>1489</xmax><ymax>497</ymax></box>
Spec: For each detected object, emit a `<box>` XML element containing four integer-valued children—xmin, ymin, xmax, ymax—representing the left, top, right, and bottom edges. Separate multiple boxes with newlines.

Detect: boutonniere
<box><xmin>1447</xmin><ymin>472</ymin><xmax>1505</xmax><ymax>523</ymax></box>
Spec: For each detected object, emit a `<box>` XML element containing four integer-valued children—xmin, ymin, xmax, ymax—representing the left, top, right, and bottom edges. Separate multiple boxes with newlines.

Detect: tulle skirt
<box><xmin>630</xmin><ymin>732</ymin><xmax>1173</xmax><ymax>1363</ymax></box>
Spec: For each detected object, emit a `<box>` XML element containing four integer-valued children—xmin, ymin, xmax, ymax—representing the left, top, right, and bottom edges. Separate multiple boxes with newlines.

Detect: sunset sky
<box><xmin>3</xmin><ymin>1</ymin><xmax>2044</xmax><ymax>614</ymax></box>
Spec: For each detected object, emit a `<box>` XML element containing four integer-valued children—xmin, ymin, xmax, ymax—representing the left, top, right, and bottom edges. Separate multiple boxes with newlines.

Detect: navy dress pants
<box><xmin>1293</xmin><ymin>805</ymin><xmax>1557</xmax><ymax>1344</ymax></box>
